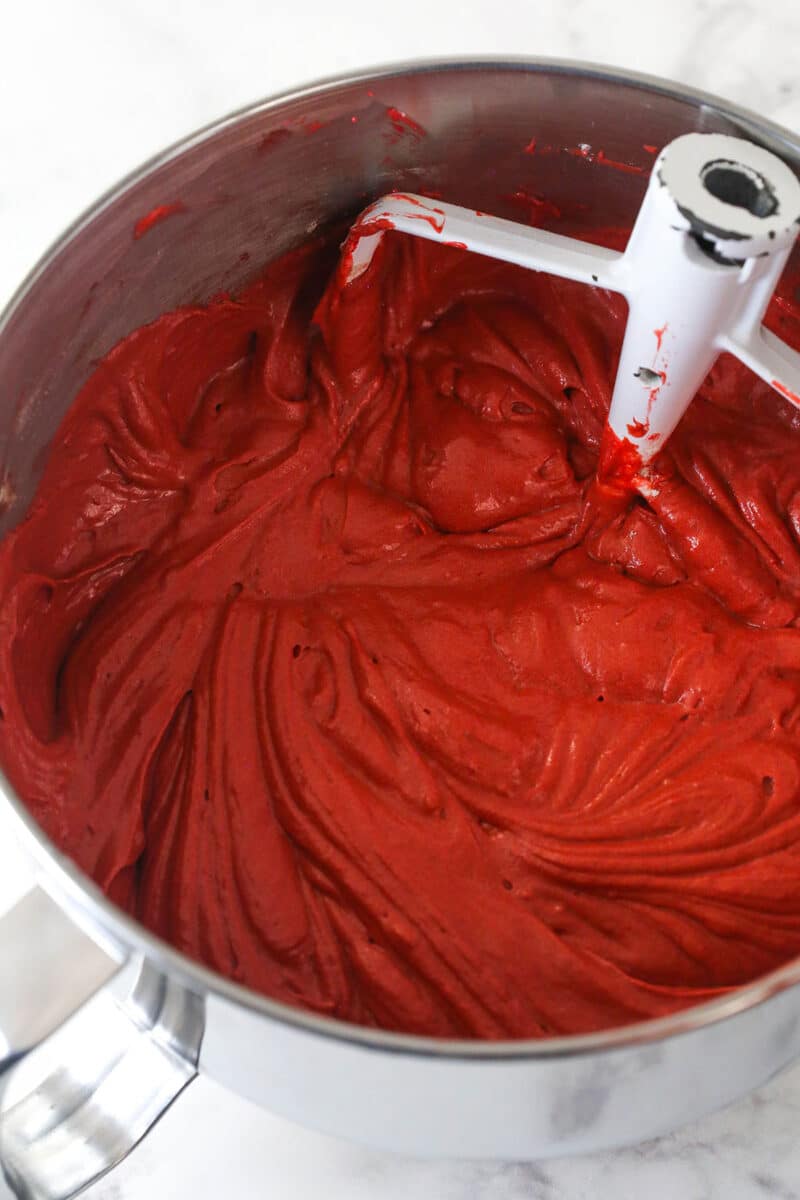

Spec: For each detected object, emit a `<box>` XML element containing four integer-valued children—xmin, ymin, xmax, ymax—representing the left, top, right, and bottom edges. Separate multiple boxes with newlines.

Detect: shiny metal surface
<box><xmin>1</xmin><ymin>60</ymin><xmax>800</xmax><ymax>1186</ymax></box>
<box><xmin>0</xmin><ymin>892</ymin><xmax>199</xmax><ymax>1199</ymax></box>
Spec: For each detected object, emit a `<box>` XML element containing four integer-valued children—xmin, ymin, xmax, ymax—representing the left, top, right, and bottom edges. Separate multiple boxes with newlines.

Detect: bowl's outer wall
<box><xmin>3</xmin><ymin>62</ymin><xmax>800</xmax><ymax>1157</ymax></box>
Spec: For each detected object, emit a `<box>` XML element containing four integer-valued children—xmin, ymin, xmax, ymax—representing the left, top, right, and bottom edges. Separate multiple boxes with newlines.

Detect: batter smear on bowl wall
<box><xmin>1</xmin><ymin>223</ymin><xmax>800</xmax><ymax>1040</ymax></box>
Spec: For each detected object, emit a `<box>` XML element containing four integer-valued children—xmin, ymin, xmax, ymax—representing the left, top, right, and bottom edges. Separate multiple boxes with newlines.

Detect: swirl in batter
<box><xmin>2</xmin><ymin>228</ymin><xmax>800</xmax><ymax>1038</ymax></box>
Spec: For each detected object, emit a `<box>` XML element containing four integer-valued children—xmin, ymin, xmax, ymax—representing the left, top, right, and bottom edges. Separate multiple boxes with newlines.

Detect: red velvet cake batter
<box><xmin>2</xmin><ymin>226</ymin><xmax>800</xmax><ymax>1039</ymax></box>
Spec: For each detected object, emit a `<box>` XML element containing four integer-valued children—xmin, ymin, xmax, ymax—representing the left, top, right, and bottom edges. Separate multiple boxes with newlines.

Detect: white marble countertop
<box><xmin>3</xmin><ymin>1</ymin><xmax>800</xmax><ymax>1197</ymax></box>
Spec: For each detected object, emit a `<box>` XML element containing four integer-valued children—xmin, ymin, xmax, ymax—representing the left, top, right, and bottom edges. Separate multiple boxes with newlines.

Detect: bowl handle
<box><xmin>0</xmin><ymin>886</ymin><xmax>202</xmax><ymax>1199</ymax></box>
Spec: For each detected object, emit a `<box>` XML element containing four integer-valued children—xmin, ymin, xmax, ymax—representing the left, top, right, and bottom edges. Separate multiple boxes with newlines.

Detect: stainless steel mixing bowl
<box><xmin>2</xmin><ymin>58</ymin><xmax>800</xmax><ymax>1200</ymax></box>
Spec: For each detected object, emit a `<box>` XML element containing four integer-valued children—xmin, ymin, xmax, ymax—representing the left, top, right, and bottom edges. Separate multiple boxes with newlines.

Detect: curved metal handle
<box><xmin>0</xmin><ymin>887</ymin><xmax>202</xmax><ymax>1199</ymax></box>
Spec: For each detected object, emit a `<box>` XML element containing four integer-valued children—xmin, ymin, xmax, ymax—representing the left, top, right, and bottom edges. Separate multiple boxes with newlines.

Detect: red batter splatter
<box><xmin>561</xmin><ymin>145</ymin><xmax>646</xmax><ymax>174</ymax></box>
<box><xmin>597</xmin><ymin>424</ymin><xmax>643</xmax><ymax>491</ymax></box>
<box><xmin>596</xmin><ymin>150</ymin><xmax>645</xmax><ymax>175</ymax></box>
<box><xmin>772</xmin><ymin>378</ymin><xmax>800</xmax><ymax>407</ymax></box>
<box><xmin>386</xmin><ymin>107</ymin><xmax>426</xmax><ymax>138</ymax></box>
<box><xmin>133</xmin><ymin>202</ymin><xmax>186</xmax><ymax>240</ymax></box>
<box><xmin>626</xmin><ymin>418</ymin><xmax>649</xmax><ymax>438</ymax></box>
